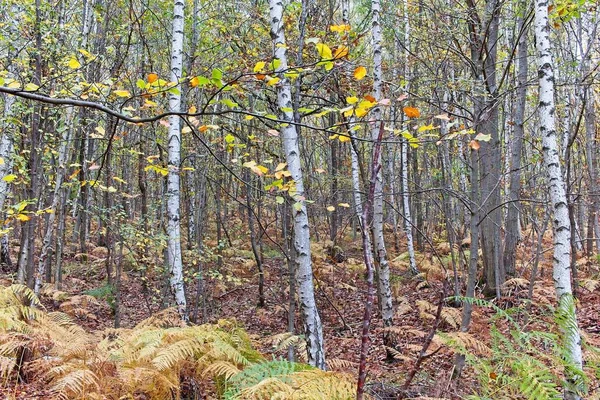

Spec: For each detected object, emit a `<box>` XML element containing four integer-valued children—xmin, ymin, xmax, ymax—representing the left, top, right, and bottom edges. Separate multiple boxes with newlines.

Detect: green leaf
<box><xmin>136</xmin><ymin>79</ymin><xmax>146</xmax><ymax>89</ymax></box>
<box><xmin>221</xmin><ymin>98</ymin><xmax>239</xmax><ymax>108</ymax></box>
<box><xmin>270</xmin><ymin>58</ymin><xmax>282</xmax><ymax>71</ymax></box>
<box><xmin>25</xmin><ymin>83</ymin><xmax>39</xmax><ymax>91</ymax></box>
<box><xmin>212</xmin><ymin>68</ymin><xmax>223</xmax><ymax>80</ymax></box>
<box><xmin>276</xmin><ymin>196</ymin><xmax>284</xmax><ymax>205</ymax></box>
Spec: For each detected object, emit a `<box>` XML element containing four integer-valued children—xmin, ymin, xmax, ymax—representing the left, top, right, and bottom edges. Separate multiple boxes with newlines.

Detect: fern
<box><xmin>443</xmin><ymin>296</ymin><xmax>596</xmax><ymax>399</ymax></box>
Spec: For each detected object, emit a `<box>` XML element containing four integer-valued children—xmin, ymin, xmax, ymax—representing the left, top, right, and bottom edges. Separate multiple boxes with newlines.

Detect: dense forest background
<box><xmin>1</xmin><ymin>0</ymin><xmax>600</xmax><ymax>398</ymax></box>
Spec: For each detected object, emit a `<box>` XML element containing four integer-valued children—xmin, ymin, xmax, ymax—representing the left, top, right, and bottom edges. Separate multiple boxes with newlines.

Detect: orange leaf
<box><xmin>333</xmin><ymin>46</ymin><xmax>349</xmax><ymax>59</ymax></box>
<box><xmin>403</xmin><ymin>106</ymin><xmax>421</xmax><ymax>118</ymax></box>
<box><xmin>190</xmin><ymin>76</ymin><xmax>200</xmax><ymax>87</ymax></box>
<box><xmin>364</xmin><ymin>94</ymin><xmax>376</xmax><ymax>103</ymax></box>
<box><xmin>147</xmin><ymin>73</ymin><xmax>158</xmax><ymax>83</ymax></box>
<box><xmin>354</xmin><ymin>66</ymin><xmax>367</xmax><ymax>80</ymax></box>
<box><xmin>469</xmin><ymin>140</ymin><xmax>480</xmax><ymax>150</ymax></box>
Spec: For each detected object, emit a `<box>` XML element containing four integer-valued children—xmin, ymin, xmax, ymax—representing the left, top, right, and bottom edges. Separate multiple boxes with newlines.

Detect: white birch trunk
<box><xmin>534</xmin><ymin>1</ymin><xmax>583</xmax><ymax>397</ymax></box>
<box><xmin>370</xmin><ymin>0</ymin><xmax>394</xmax><ymax>329</ymax></box>
<box><xmin>34</xmin><ymin>108</ymin><xmax>73</xmax><ymax>295</ymax></box>
<box><xmin>0</xmin><ymin>93</ymin><xmax>15</xmax><ymax>212</ymax></box>
<box><xmin>269</xmin><ymin>0</ymin><xmax>325</xmax><ymax>369</ymax></box>
<box><xmin>340</xmin><ymin>1</ymin><xmax>363</xmax><ymax>221</ymax></box>
<box><xmin>167</xmin><ymin>0</ymin><xmax>188</xmax><ymax>322</ymax></box>
<box><xmin>401</xmin><ymin>137</ymin><xmax>418</xmax><ymax>275</ymax></box>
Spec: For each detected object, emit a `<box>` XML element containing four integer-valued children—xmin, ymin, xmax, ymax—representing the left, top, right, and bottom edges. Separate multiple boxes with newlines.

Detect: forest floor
<box><xmin>2</xmin><ymin>225</ymin><xmax>600</xmax><ymax>399</ymax></box>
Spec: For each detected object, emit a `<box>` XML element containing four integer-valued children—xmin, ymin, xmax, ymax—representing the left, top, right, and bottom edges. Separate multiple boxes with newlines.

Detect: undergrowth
<box><xmin>0</xmin><ymin>284</ymin><xmax>359</xmax><ymax>399</ymax></box>
<box><xmin>443</xmin><ymin>296</ymin><xmax>600</xmax><ymax>400</ymax></box>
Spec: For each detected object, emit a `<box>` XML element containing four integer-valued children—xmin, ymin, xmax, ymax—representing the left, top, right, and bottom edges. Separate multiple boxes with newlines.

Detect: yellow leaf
<box><xmin>189</xmin><ymin>76</ymin><xmax>200</xmax><ymax>87</ymax></box>
<box><xmin>266</xmin><ymin>77</ymin><xmax>280</xmax><ymax>86</ymax></box>
<box><xmin>25</xmin><ymin>83</ymin><xmax>39</xmax><ymax>91</ymax></box>
<box><xmin>355</xmin><ymin>107</ymin><xmax>368</xmax><ymax>118</ymax></box>
<box><xmin>2</xmin><ymin>174</ymin><xmax>17</xmax><ymax>183</ymax></box>
<box><xmin>189</xmin><ymin>105</ymin><xmax>197</xmax><ymax>113</ymax></box>
<box><xmin>354</xmin><ymin>66</ymin><xmax>367</xmax><ymax>80</ymax></box>
<box><xmin>338</xmin><ymin>203</ymin><xmax>350</xmax><ymax>208</ymax></box>
<box><xmin>15</xmin><ymin>214</ymin><xmax>29</xmax><ymax>222</ymax></box>
<box><xmin>113</xmin><ymin>90</ymin><xmax>131</xmax><ymax>98</ymax></box>
<box><xmin>326</xmin><ymin>206</ymin><xmax>335</xmax><ymax>212</ymax></box>
<box><xmin>182</xmin><ymin>126</ymin><xmax>192</xmax><ymax>134</ymax></box>
<box><xmin>0</xmin><ymin>157</ymin><xmax>4</xmax><ymax>165</ymax></box>
<box><xmin>333</xmin><ymin>46</ymin><xmax>349</xmax><ymax>59</ymax></box>
<box><xmin>253</xmin><ymin>61</ymin><xmax>266</xmax><ymax>73</ymax></box>
<box><xmin>330</xmin><ymin>24</ymin><xmax>351</xmax><ymax>33</ymax></box>
<box><xmin>315</xmin><ymin>43</ymin><xmax>333</xmax><ymax>59</ymax></box>
<box><xmin>338</xmin><ymin>134</ymin><xmax>351</xmax><ymax>143</ymax></box>
<box><xmin>346</xmin><ymin>96</ymin><xmax>358</xmax><ymax>104</ymax></box>
<box><xmin>244</xmin><ymin>115</ymin><xmax>254</xmax><ymax>120</ymax></box>
<box><xmin>68</xmin><ymin>57</ymin><xmax>81</xmax><ymax>69</ymax></box>
<box><xmin>275</xmin><ymin>162</ymin><xmax>287</xmax><ymax>172</ymax></box>
<box><xmin>417</xmin><ymin>123</ymin><xmax>436</xmax><ymax>132</ymax></box>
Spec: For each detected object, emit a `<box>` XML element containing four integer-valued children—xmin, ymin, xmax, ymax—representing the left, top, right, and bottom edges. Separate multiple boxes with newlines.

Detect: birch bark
<box><xmin>370</xmin><ymin>0</ymin><xmax>394</xmax><ymax>335</ymax></box>
<box><xmin>166</xmin><ymin>0</ymin><xmax>188</xmax><ymax>322</ymax></box>
<box><xmin>268</xmin><ymin>0</ymin><xmax>325</xmax><ymax>369</ymax></box>
<box><xmin>534</xmin><ymin>1</ymin><xmax>584</xmax><ymax>396</ymax></box>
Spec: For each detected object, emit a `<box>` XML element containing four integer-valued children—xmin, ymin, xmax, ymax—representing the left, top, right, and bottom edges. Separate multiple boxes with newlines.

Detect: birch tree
<box><xmin>534</xmin><ymin>1</ymin><xmax>584</xmax><ymax>397</ymax></box>
<box><xmin>370</xmin><ymin>0</ymin><xmax>394</xmax><ymax>340</ymax></box>
<box><xmin>166</xmin><ymin>0</ymin><xmax>188</xmax><ymax>322</ymax></box>
<box><xmin>268</xmin><ymin>0</ymin><xmax>326</xmax><ymax>369</ymax></box>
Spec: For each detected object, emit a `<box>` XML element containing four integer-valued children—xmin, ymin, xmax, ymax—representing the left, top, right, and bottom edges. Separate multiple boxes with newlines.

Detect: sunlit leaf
<box><xmin>25</xmin><ymin>83</ymin><xmax>39</xmax><ymax>91</ymax></box>
<box><xmin>113</xmin><ymin>90</ymin><xmax>131</xmax><ymax>98</ymax></box>
<box><xmin>474</xmin><ymin>133</ymin><xmax>492</xmax><ymax>142</ymax></box>
<box><xmin>68</xmin><ymin>58</ymin><xmax>81</xmax><ymax>69</ymax></box>
<box><xmin>315</xmin><ymin>43</ymin><xmax>333</xmax><ymax>59</ymax></box>
<box><xmin>403</xmin><ymin>106</ymin><xmax>420</xmax><ymax>118</ymax></box>
<box><xmin>354</xmin><ymin>66</ymin><xmax>367</xmax><ymax>80</ymax></box>
<box><xmin>3</xmin><ymin>174</ymin><xmax>17</xmax><ymax>183</ymax></box>
<box><xmin>333</xmin><ymin>46</ymin><xmax>349</xmax><ymax>59</ymax></box>
<box><xmin>253</xmin><ymin>61</ymin><xmax>266</xmax><ymax>73</ymax></box>
<box><xmin>330</xmin><ymin>24</ymin><xmax>351</xmax><ymax>33</ymax></box>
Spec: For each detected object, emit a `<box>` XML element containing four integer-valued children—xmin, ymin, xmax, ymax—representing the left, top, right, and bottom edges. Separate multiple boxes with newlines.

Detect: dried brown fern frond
<box><xmin>435</xmin><ymin>332</ymin><xmax>491</xmax><ymax>356</ymax></box>
<box><xmin>384</xmin><ymin>326</ymin><xmax>427</xmax><ymax>338</ymax></box>
<box><xmin>579</xmin><ymin>279</ymin><xmax>600</xmax><ymax>292</ymax></box>
<box><xmin>385</xmin><ymin>346</ymin><xmax>412</xmax><ymax>362</ymax></box>
<box><xmin>326</xmin><ymin>358</ymin><xmax>356</xmax><ymax>371</ymax></box>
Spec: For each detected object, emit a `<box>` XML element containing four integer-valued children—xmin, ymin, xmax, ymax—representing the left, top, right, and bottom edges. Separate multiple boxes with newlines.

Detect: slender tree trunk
<box><xmin>370</xmin><ymin>0</ymin><xmax>394</xmax><ymax>346</ymax></box>
<box><xmin>534</xmin><ymin>1</ymin><xmax>584</xmax><ymax>397</ymax></box>
<box><xmin>268</xmin><ymin>0</ymin><xmax>326</xmax><ymax>369</ymax></box>
<box><xmin>166</xmin><ymin>0</ymin><xmax>188</xmax><ymax>322</ymax></box>
<box><xmin>34</xmin><ymin>108</ymin><xmax>73</xmax><ymax>294</ymax></box>
<box><xmin>454</xmin><ymin>139</ymin><xmax>481</xmax><ymax>377</ymax></box>
<box><xmin>503</xmin><ymin>5</ymin><xmax>527</xmax><ymax>277</ymax></box>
